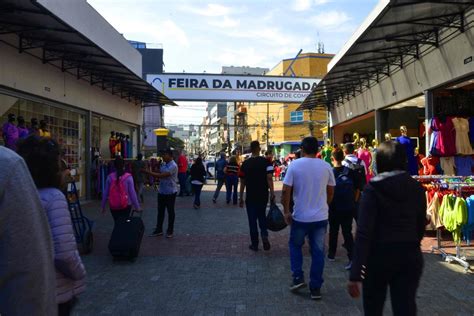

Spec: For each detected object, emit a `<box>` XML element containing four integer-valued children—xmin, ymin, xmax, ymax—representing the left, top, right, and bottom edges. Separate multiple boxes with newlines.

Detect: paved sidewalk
<box><xmin>73</xmin><ymin>183</ymin><xmax>474</xmax><ymax>315</ymax></box>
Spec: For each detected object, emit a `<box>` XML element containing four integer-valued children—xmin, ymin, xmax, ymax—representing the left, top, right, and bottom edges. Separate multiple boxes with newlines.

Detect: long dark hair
<box><xmin>114</xmin><ymin>156</ymin><xmax>125</xmax><ymax>182</ymax></box>
<box><xmin>17</xmin><ymin>136</ymin><xmax>62</xmax><ymax>189</ymax></box>
<box><xmin>195</xmin><ymin>157</ymin><xmax>203</xmax><ymax>166</ymax></box>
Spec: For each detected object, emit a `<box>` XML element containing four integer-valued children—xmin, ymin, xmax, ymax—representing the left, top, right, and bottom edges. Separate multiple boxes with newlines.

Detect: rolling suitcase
<box><xmin>108</xmin><ymin>210</ymin><xmax>144</xmax><ymax>261</ymax></box>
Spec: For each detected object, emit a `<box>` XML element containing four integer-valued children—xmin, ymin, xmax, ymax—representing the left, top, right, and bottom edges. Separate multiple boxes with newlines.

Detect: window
<box><xmin>290</xmin><ymin>111</ymin><xmax>303</xmax><ymax>123</ymax></box>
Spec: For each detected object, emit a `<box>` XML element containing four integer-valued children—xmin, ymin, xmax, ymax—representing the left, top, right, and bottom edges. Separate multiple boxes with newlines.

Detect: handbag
<box><xmin>266</xmin><ymin>202</ymin><xmax>287</xmax><ymax>232</ymax></box>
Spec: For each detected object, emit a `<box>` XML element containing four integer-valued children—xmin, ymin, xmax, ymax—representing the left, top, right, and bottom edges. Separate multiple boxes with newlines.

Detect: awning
<box><xmin>0</xmin><ymin>0</ymin><xmax>176</xmax><ymax>106</ymax></box>
<box><xmin>298</xmin><ymin>0</ymin><xmax>473</xmax><ymax>111</ymax></box>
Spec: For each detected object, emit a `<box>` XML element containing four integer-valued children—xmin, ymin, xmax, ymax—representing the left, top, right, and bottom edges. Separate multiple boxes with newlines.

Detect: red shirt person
<box><xmin>177</xmin><ymin>153</ymin><xmax>189</xmax><ymax>196</ymax></box>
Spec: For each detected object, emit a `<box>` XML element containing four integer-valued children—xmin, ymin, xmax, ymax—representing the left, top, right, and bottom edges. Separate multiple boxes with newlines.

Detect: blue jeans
<box><xmin>226</xmin><ymin>175</ymin><xmax>238</xmax><ymax>204</ymax></box>
<box><xmin>193</xmin><ymin>184</ymin><xmax>203</xmax><ymax>206</ymax></box>
<box><xmin>213</xmin><ymin>177</ymin><xmax>226</xmax><ymax>200</ymax></box>
<box><xmin>178</xmin><ymin>172</ymin><xmax>188</xmax><ymax>195</ymax></box>
<box><xmin>289</xmin><ymin>220</ymin><xmax>328</xmax><ymax>290</ymax></box>
<box><xmin>246</xmin><ymin>201</ymin><xmax>269</xmax><ymax>247</ymax></box>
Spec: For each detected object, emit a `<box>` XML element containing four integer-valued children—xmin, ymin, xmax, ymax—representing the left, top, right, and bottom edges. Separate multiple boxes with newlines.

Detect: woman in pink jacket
<box><xmin>18</xmin><ymin>136</ymin><xmax>86</xmax><ymax>316</ymax></box>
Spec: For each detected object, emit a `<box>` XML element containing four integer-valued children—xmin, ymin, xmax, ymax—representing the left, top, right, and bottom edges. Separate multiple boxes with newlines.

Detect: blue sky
<box><xmin>88</xmin><ymin>0</ymin><xmax>379</xmax><ymax>124</ymax></box>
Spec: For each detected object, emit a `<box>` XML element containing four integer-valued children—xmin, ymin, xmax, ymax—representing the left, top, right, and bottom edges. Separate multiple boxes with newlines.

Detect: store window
<box><xmin>290</xmin><ymin>111</ymin><xmax>304</xmax><ymax>123</ymax></box>
<box><xmin>0</xmin><ymin>94</ymin><xmax>86</xmax><ymax>195</ymax></box>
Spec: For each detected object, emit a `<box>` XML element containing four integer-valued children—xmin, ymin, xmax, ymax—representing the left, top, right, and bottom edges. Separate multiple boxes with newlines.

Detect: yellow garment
<box><xmin>39</xmin><ymin>129</ymin><xmax>51</xmax><ymax>138</ymax></box>
<box><xmin>426</xmin><ymin>192</ymin><xmax>442</xmax><ymax>230</ymax></box>
<box><xmin>439</xmin><ymin>195</ymin><xmax>467</xmax><ymax>244</ymax></box>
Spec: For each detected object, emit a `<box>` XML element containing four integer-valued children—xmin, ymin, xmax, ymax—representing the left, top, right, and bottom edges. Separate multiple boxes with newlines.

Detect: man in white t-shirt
<box><xmin>282</xmin><ymin>137</ymin><xmax>336</xmax><ymax>300</ymax></box>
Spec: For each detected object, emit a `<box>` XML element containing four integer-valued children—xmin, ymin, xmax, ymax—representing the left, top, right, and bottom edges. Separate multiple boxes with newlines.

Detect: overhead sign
<box><xmin>147</xmin><ymin>73</ymin><xmax>320</xmax><ymax>103</ymax></box>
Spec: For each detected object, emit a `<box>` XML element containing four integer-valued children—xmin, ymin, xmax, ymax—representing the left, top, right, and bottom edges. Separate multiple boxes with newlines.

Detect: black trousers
<box><xmin>111</xmin><ymin>206</ymin><xmax>132</xmax><ymax>224</ymax></box>
<box><xmin>58</xmin><ymin>297</ymin><xmax>76</xmax><ymax>316</ymax></box>
<box><xmin>328</xmin><ymin>209</ymin><xmax>354</xmax><ymax>260</ymax></box>
<box><xmin>157</xmin><ymin>193</ymin><xmax>177</xmax><ymax>234</ymax></box>
<box><xmin>363</xmin><ymin>246</ymin><xmax>423</xmax><ymax>316</ymax></box>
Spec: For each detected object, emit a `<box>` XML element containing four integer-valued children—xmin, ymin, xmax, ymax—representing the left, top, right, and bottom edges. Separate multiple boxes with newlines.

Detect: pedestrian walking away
<box><xmin>18</xmin><ymin>136</ymin><xmax>87</xmax><ymax>316</ymax></box>
<box><xmin>190</xmin><ymin>157</ymin><xmax>206</xmax><ymax>209</ymax></box>
<box><xmin>343</xmin><ymin>142</ymin><xmax>367</xmax><ymax>221</ymax></box>
<box><xmin>213</xmin><ymin>152</ymin><xmax>228</xmax><ymax>203</ymax></box>
<box><xmin>348</xmin><ymin>141</ymin><xmax>426</xmax><ymax>316</ymax></box>
<box><xmin>145</xmin><ymin>148</ymin><xmax>179</xmax><ymax>238</ymax></box>
<box><xmin>177</xmin><ymin>151</ymin><xmax>189</xmax><ymax>196</ymax></box>
<box><xmin>0</xmin><ymin>145</ymin><xmax>57</xmax><ymax>316</ymax></box>
<box><xmin>328</xmin><ymin>147</ymin><xmax>361</xmax><ymax>270</ymax></box>
<box><xmin>282</xmin><ymin>137</ymin><xmax>336</xmax><ymax>300</ymax></box>
<box><xmin>239</xmin><ymin>141</ymin><xmax>275</xmax><ymax>251</ymax></box>
<box><xmin>132</xmin><ymin>153</ymin><xmax>146</xmax><ymax>203</ymax></box>
<box><xmin>225</xmin><ymin>155</ymin><xmax>240</xmax><ymax>205</ymax></box>
<box><xmin>101</xmin><ymin>157</ymin><xmax>142</xmax><ymax>224</ymax></box>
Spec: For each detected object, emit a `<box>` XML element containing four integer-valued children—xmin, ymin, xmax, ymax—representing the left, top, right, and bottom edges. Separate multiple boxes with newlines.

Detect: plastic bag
<box><xmin>266</xmin><ymin>202</ymin><xmax>287</xmax><ymax>232</ymax></box>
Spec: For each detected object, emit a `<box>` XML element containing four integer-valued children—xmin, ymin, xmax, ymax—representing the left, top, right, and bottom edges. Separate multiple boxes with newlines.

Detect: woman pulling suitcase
<box><xmin>101</xmin><ymin>156</ymin><xmax>143</xmax><ymax>260</ymax></box>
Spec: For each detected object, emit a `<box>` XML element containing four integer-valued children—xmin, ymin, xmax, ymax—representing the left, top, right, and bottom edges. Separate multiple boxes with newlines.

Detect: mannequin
<box><xmin>384</xmin><ymin>133</ymin><xmax>392</xmax><ymax>142</ymax></box>
<box><xmin>357</xmin><ymin>137</ymin><xmax>372</xmax><ymax>182</ymax></box>
<box><xmin>17</xmin><ymin>116</ymin><xmax>29</xmax><ymax>139</ymax></box>
<box><xmin>396</xmin><ymin>125</ymin><xmax>418</xmax><ymax>175</ymax></box>
<box><xmin>370</xmin><ymin>139</ymin><xmax>379</xmax><ymax>177</ymax></box>
<box><xmin>109</xmin><ymin>131</ymin><xmax>117</xmax><ymax>158</ymax></box>
<box><xmin>353</xmin><ymin>132</ymin><xmax>360</xmax><ymax>149</ymax></box>
<box><xmin>126</xmin><ymin>135</ymin><xmax>132</xmax><ymax>159</ymax></box>
<box><xmin>321</xmin><ymin>139</ymin><xmax>333</xmax><ymax>166</ymax></box>
<box><xmin>29</xmin><ymin>118</ymin><xmax>39</xmax><ymax>136</ymax></box>
<box><xmin>2</xmin><ymin>113</ymin><xmax>19</xmax><ymax>150</ymax></box>
<box><xmin>39</xmin><ymin>120</ymin><xmax>51</xmax><ymax>138</ymax></box>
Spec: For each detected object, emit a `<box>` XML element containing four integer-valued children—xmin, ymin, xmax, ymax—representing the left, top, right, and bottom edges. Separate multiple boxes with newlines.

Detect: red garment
<box><xmin>177</xmin><ymin>155</ymin><xmax>188</xmax><ymax>173</ymax></box>
<box><xmin>357</xmin><ymin>148</ymin><xmax>372</xmax><ymax>183</ymax></box>
<box><xmin>421</xmin><ymin>156</ymin><xmax>439</xmax><ymax>175</ymax></box>
<box><xmin>274</xmin><ymin>166</ymin><xmax>281</xmax><ymax>178</ymax></box>
<box><xmin>109</xmin><ymin>136</ymin><xmax>117</xmax><ymax>158</ymax></box>
<box><xmin>433</xmin><ymin>117</ymin><xmax>457</xmax><ymax>156</ymax></box>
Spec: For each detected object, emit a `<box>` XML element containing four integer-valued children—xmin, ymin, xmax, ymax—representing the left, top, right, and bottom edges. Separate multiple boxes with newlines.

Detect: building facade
<box><xmin>246</xmin><ymin>52</ymin><xmax>334</xmax><ymax>157</ymax></box>
<box><xmin>0</xmin><ymin>0</ymin><xmax>173</xmax><ymax>198</ymax></box>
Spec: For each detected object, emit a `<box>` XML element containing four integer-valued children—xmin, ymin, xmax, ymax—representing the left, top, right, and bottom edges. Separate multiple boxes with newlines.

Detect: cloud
<box><xmin>314</xmin><ymin>0</ymin><xmax>331</xmax><ymax>5</ymax></box>
<box><xmin>292</xmin><ymin>0</ymin><xmax>330</xmax><ymax>11</ymax></box>
<box><xmin>292</xmin><ymin>0</ymin><xmax>312</xmax><ymax>11</ymax></box>
<box><xmin>213</xmin><ymin>47</ymin><xmax>269</xmax><ymax>68</ymax></box>
<box><xmin>161</xmin><ymin>20</ymin><xmax>190</xmax><ymax>47</ymax></box>
<box><xmin>180</xmin><ymin>3</ymin><xmax>232</xmax><ymax>17</ymax></box>
<box><xmin>208</xmin><ymin>16</ymin><xmax>240</xmax><ymax>28</ymax></box>
<box><xmin>308</xmin><ymin>10</ymin><xmax>351</xmax><ymax>29</ymax></box>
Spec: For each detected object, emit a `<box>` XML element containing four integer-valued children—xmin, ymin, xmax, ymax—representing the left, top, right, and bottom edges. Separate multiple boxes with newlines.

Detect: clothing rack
<box><xmin>414</xmin><ymin>175</ymin><xmax>473</xmax><ymax>272</ymax></box>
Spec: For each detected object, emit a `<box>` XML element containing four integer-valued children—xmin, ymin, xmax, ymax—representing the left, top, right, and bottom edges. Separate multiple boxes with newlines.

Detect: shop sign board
<box><xmin>147</xmin><ymin>73</ymin><xmax>320</xmax><ymax>103</ymax></box>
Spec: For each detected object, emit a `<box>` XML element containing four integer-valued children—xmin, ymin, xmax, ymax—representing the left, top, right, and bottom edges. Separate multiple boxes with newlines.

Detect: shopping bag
<box><xmin>266</xmin><ymin>202</ymin><xmax>287</xmax><ymax>232</ymax></box>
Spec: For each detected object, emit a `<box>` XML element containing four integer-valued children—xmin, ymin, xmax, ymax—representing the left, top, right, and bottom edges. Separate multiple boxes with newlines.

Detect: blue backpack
<box><xmin>332</xmin><ymin>167</ymin><xmax>356</xmax><ymax>211</ymax></box>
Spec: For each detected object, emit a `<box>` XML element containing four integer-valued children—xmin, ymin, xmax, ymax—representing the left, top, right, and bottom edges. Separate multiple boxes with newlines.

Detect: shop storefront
<box><xmin>0</xmin><ymin>0</ymin><xmax>174</xmax><ymax>198</ymax></box>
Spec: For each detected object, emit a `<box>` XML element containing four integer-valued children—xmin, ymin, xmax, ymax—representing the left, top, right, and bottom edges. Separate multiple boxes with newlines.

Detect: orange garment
<box><xmin>421</xmin><ymin>156</ymin><xmax>439</xmax><ymax>175</ymax></box>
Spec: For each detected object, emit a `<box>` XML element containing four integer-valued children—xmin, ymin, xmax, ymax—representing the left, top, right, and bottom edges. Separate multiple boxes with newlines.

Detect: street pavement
<box><xmin>73</xmin><ymin>182</ymin><xmax>474</xmax><ymax>316</ymax></box>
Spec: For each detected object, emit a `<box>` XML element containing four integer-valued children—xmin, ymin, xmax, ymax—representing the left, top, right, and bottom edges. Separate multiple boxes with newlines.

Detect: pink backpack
<box><xmin>109</xmin><ymin>173</ymin><xmax>130</xmax><ymax>210</ymax></box>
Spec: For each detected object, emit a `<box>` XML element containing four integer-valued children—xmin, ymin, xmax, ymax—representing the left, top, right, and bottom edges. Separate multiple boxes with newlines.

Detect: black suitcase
<box><xmin>108</xmin><ymin>211</ymin><xmax>144</xmax><ymax>260</ymax></box>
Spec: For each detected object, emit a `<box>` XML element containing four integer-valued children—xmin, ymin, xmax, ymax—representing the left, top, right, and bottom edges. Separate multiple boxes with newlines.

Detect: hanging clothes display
<box><xmin>455</xmin><ymin>156</ymin><xmax>474</xmax><ymax>177</ymax></box>
<box><xmin>440</xmin><ymin>157</ymin><xmax>456</xmax><ymax>176</ymax></box>
<box><xmin>421</xmin><ymin>156</ymin><xmax>440</xmax><ymax>175</ymax></box>
<box><xmin>452</xmin><ymin>117</ymin><xmax>473</xmax><ymax>155</ymax></box>
<box><xmin>462</xmin><ymin>197</ymin><xmax>474</xmax><ymax>243</ymax></box>
<box><xmin>433</xmin><ymin>117</ymin><xmax>457</xmax><ymax>157</ymax></box>
<box><xmin>439</xmin><ymin>194</ymin><xmax>467</xmax><ymax>244</ymax></box>
<box><xmin>396</xmin><ymin>135</ymin><xmax>418</xmax><ymax>175</ymax></box>
<box><xmin>426</xmin><ymin>191</ymin><xmax>442</xmax><ymax>230</ymax></box>
<box><xmin>429</xmin><ymin>118</ymin><xmax>441</xmax><ymax>156</ymax></box>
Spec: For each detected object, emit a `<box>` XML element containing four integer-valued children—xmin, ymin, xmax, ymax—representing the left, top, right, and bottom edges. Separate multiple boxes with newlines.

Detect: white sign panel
<box><xmin>147</xmin><ymin>73</ymin><xmax>320</xmax><ymax>103</ymax></box>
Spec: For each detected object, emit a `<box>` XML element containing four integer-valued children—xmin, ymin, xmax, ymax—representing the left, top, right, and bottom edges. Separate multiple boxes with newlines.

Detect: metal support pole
<box><xmin>85</xmin><ymin>111</ymin><xmax>92</xmax><ymax>200</ymax></box>
<box><xmin>266</xmin><ymin>102</ymin><xmax>270</xmax><ymax>149</ymax></box>
<box><xmin>425</xmin><ymin>90</ymin><xmax>434</xmax><ymax>156</ymax></box>
<box><xmin>374</xmin><ymin>109</ymin><xmax>383</xmax><ymax>143</ymax></box>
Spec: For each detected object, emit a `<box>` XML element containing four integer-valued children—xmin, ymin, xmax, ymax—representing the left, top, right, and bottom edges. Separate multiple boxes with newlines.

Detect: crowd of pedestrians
<box><xmin>0</xmin><ymin>131</ymin><xmax>427</xmax><ymax>316</ymax></box>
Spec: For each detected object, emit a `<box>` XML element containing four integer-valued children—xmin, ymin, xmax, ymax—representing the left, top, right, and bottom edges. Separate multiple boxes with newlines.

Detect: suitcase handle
<box><xmin>129</xmin><ymin>209</ymin><xmax>143</xmax><ymax>218</ymax></box>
